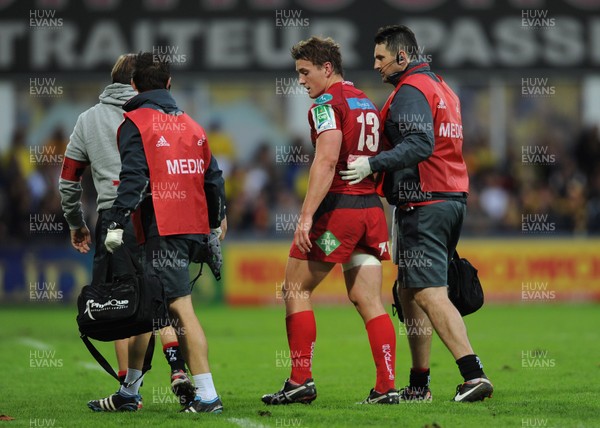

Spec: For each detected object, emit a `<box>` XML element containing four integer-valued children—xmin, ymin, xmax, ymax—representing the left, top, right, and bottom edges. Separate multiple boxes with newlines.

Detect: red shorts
<box><xmin>289</xmin><ymin>193</ymin><xmax>391</xmax><ymax>263</ymax></box>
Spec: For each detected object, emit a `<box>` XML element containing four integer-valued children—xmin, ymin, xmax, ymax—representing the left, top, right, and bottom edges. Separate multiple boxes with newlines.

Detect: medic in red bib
<box><xmin>341</xmin><ymin>25</ymin><xmax>493</xmax><ymax>404</ymax></box>
<box><xmin>102</xmin><ymin>52</ymin><xmax>227</xmax><ymax>415</ymax></box>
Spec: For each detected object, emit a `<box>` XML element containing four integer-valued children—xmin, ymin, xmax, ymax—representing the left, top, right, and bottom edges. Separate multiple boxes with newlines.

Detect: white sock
<box><xmin>119</xmin><ymin>369</ymin><xmax>143</xmax><ymax>396</ymax></box>
<box><xmin>193</xmin><ymin>373</ymin><xmax>217</xmax><ymax>401</ymax></box>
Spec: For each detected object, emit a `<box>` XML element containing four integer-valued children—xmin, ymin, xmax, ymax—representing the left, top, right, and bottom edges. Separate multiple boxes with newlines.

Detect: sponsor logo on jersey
<box><xmin>315</xmin><ymin>93</ymin><xmax>333</xmax><ymax>104</ymax></box>
<box><xmin>156</xmin><ymin>135</ymin><xmax>170</xmax><ymax>147</ymax></box>
<box><xmin>437</xmin><ymin>99</ymin><xmax>447</xmax><ymax>109</ymax></box>
<box><xmin>312</xmin><ymin>104</ymin><xmax>336</xmax><ymax>133</ymax></box>
<box><xmin>346</xmin><ymin>97</ymin><xmax>376</xmax><ymax>110</ymax></box>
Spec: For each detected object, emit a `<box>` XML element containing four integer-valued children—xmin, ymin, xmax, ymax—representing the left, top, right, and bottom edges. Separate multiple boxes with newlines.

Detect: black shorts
<box><xmin>144</xmin><ymin>235</ymin><xmax>204</xmax><ymax>300</ymax></box>
<box><xmin>395</xmin><ymin>200</ymin><xmax>465</xmax><ymax>288</ymax></box>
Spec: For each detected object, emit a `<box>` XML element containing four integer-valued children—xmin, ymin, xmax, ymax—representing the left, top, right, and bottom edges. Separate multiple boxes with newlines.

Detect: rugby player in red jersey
<box><xmin>261</xmin><ymin>36</ymin><xmax>398</xmax><ymax>405</ymax></box>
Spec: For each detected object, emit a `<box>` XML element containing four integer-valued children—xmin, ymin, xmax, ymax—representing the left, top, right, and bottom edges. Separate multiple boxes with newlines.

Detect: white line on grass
<box><xmin>227</xmin><ymin>417</ymin><xmax>270</xmax><ymax>428</ymax></box>
<box><xmin>78</xmin><ymin>362</ymin><xmax>107</xmax><ymax>372</ymax></box>
<box><xmin>17</xmin><ymin>337</ymin><xmax>52</xmax><ymax>350</ymax></box>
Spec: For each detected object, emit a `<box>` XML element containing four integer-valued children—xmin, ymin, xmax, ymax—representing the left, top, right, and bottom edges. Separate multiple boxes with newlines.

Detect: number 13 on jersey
<box><xmin>356</xmin><ymin>111</ymin><xmax>380</xmax><ymax>152</ymax></box>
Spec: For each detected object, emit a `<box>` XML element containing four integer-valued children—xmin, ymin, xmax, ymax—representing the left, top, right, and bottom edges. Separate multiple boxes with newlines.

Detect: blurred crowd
<box><xmin>461</xmin><ymin>124</ymin><xmax>600</xmax><ymax>236</ymax></box>
<box><xmin>2</xmin><ymin>90</ymin><xmax>600</xmax><ymax>245</ymax></box>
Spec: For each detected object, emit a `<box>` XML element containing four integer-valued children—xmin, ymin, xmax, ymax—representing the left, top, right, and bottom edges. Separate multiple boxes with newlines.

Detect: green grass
<box><xmin>0</xmin><ymin>304</ymin><xmax>598</xmax><ymax>428</ymax></box>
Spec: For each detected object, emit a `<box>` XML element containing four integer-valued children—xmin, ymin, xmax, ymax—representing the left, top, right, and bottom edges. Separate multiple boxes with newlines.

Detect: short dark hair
<box><xmin>111</xmin><ymin>54</ymin><xmax>136</xmax><ymax>84</ymax></box>
<box><xmin>291</xmin><ymin>36</ymin><xmax>344</xmax><ymax>77</ymax></box>
<box><xmin>131</xmin><ymin>52</ymin><xmax>170</xmax><ymax>92</ymax></box>
<box><xmin>374</xmin><ymin>25</ymin><xmax>419</xmax><ymax>58</ymax></box>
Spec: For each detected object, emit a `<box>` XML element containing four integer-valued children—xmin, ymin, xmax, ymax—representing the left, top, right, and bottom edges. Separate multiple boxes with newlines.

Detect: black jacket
<box><xmin>107</xmin><ymin>89</ymin><xmax>225</xmax><ymax>235</ymax></box>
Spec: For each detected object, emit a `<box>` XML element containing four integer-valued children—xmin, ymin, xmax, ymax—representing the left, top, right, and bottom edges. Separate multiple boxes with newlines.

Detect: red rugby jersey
<box><xmin>308</xmin><ymin>81</ymin><xmax>382</xmax><ymax>195</ymax></box>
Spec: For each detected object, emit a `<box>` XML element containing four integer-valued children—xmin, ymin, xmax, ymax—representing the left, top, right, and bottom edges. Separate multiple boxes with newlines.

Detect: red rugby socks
<box><xmin>286</xmin><ymin>310</ymin><xmax>316</xmax><ymax>385</ymax></box>
<box><xmin>366</xmin><ymin>314</ymin><xmax>396</xmax><ymax>393</ymax></box>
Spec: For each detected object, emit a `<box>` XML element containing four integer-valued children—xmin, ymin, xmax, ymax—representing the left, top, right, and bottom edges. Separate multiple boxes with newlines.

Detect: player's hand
<box><xmin>71</xmin><ymin>226</ymin><xmax>91</xmax><ymax>253</ymax></box>
<box><xmin>340</xmin><ymin>156</ymin><xmax>372</xmax><ymax>185</ymax></box>
<box><xmin>218</xmin><ymin>216</ymin><xmax>228</xmax><ymax>241</ymax></box>
<box><xmin>294</xmin><ymin>214</ymin><xmax>313</xmax><ymax>254</ymax></box>
<box><xmin>104</xmin><ymin>228</ymin><xmax>124</xmax><ymax>253</ymax></box>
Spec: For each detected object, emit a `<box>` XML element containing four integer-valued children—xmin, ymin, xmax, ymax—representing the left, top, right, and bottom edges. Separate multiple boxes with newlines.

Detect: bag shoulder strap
<box><xmin>80</xmin><ymin>334</ymin><xmax>155</xmax><ymax>384</ymax></box>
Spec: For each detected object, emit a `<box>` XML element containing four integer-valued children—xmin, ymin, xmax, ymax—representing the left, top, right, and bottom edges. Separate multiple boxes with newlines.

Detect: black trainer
<box><xmin>170</xmin><ymin>369</ymin><xmax>196</xmax><ymax>406</ymax></box>
<box><xmin>359</xmin><ymin>389</ymin><xmax>399</xmax><ymax>404</ymax></box>
<box><xmin>399</xmin><ymin>386</ymin><xmax>432</xmax><ymax>402</ymax></box>
<box><xmin>261</xmin><ymin>378</ymin><xmax>317</xmax><ymax>405</ymax></box>
<box><xmin>452</xmin><ymin>377</ymin><xmax>493</xmax><ymax>402</ymax></box>
<box><xmin>87</xmin><ymin>391</ymin><xmax>142</xmax><ymax>412</ymax></box>
<box><xmin>181</xmin><ymin>397</ymin><xmax>223</xmax><ymax>413</ymax></box>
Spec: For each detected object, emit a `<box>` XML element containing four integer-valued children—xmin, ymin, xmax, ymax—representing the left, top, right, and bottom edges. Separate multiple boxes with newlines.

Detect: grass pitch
<box><xmin>0</xmin><ymin>303</ymin><xmax>598</xmax><ymax>428</ymax></box>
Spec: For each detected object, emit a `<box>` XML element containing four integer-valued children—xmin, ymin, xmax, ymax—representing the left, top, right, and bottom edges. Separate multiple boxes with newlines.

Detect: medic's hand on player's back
<box><xmin>340</xmin><ymin>156</ymin><xmax>373</xmax><ymax>185</ymax></box>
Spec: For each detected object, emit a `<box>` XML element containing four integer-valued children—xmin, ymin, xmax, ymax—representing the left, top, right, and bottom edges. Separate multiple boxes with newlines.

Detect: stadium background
<box><xmin>1</xmin><ymin>0</ymin><xmax>599</xmax><ymax>305</ymax></box>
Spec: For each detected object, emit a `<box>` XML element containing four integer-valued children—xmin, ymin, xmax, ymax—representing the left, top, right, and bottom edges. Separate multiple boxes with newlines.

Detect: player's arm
<box><xmin>59</xmin><ymin>115</ymin><xmax>91</xmax><ymax>253</ymax></box>
<box><xmin>369</xmin><ymin>85</ymin><xmax>434</xmax><ymax>173</ymax></box>
<box><xmin>295</xmin><ymin>129</ymin><xmax>342</xmax><ymax>254</ymax></box>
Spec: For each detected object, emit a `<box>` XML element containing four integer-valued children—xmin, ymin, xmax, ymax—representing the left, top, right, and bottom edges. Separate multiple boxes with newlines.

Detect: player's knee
<box><xmin>414</xmin><ymin>287</ymin><xmax>446</xmax><ymax>311</ymax></box>
<box><xmin>347</xmin><ymin>291</ymin><xmax>361</xmax><ymax>308</ymax></box>
<box><xmin>413</xmin><ymin>288</ymin><xmax>434</xmax><ymax>310</ymax></box>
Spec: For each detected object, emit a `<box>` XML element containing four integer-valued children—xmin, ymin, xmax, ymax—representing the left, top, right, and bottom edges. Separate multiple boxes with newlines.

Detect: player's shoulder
<box><xmin>311</xmin><ymin>82</ymin><xmax>369</xmax><ymax>111</ymax></box>
<box><xmin>341</xmin><ymin>81</ymin><xmax>378</xmax><ymax>110</ymax></box>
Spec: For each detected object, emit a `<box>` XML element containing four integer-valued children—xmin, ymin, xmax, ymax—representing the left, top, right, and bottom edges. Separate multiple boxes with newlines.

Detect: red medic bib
<box><xmin>377</xmin><ymin>66</ymin><xmax>469</xmax><ymax>196</ymax></box>
<box><xmin>122</xmin><ymin>108</ymin><xmax>211</xmax><ymax>236</ymax></box>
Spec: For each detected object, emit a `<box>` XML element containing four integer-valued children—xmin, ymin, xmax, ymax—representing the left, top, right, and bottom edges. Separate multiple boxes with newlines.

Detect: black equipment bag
<box><xmin>76</xmin><ymin>246</ymin><xmax>169</xmax><ymax>383</ymax></box>
<box><xmin>446</xmin><ymin>250</ymin><xmax>484</xmax><ymax>316</ymax></box>
<box><xmin>76</xmin><ymin>246</ymin><xmax>169</xmax><ymax>341</ymax></box>
<box><xmin>392</xmin><ymin>250</ymin><xmax>484</xmax><ymax>322</ymax></box>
